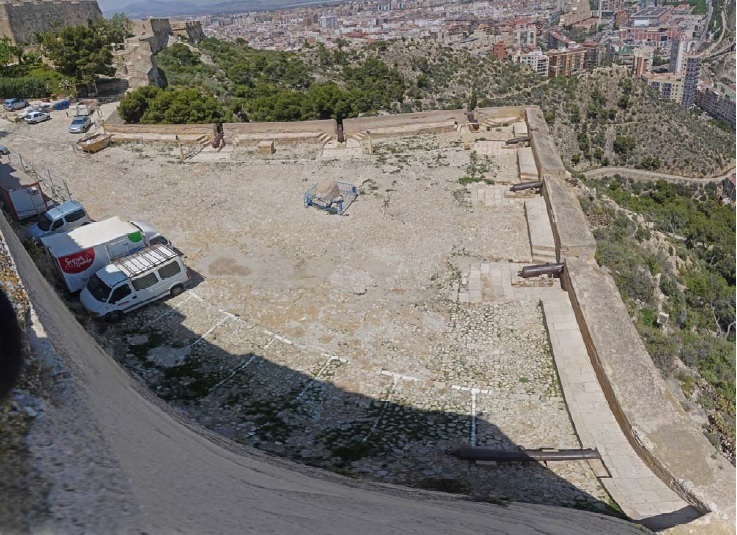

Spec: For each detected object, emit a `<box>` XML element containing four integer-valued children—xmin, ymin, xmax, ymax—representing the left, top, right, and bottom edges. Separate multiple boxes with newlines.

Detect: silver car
<box><xmin>24</xmin><ymin>111</ymin><xmax>51</xmax><ymax>124</ymax></box>
<box><xmin>68</xmin><ymin>115</ymin><xmax>92</xmax><ymax>134</ymax></box>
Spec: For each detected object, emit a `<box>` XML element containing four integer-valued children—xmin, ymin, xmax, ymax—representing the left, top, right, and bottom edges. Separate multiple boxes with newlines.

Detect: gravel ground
<box><xmin>0</xmin><ymin>108</ymin><xmax>614</xmax><ymax>513</ymax></box>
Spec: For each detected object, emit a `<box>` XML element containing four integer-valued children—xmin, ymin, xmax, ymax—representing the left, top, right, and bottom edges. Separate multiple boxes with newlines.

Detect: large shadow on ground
<box><xmin>78</xmin><ymin>290</ymin><xmax>638</xmax><ymax>523</ymax></box>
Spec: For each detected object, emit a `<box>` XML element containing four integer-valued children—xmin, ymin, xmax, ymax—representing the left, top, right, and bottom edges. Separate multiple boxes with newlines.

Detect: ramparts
<box><xmin>526</xmin><ymin>104</ymin><xmax>736</xmax><ymax>531</ymax></box>
<box><xmin>342</xmin><ymin>109</ymin><xmax>466</xmax><ymax>136</ymax></box>
<box><xmin>0</xmin><ymin>0</ymin><xmax>102</xmax><ymax>44</ymax></box>
<box><xmin>102</xmin><ymin>112</ymin><xmax>336</xmax><ymax>146</ymax></box>
<box><xmin>225</xmin><ymin>119</ymin><xmax>335</xmax><ymax>146</ymax></box>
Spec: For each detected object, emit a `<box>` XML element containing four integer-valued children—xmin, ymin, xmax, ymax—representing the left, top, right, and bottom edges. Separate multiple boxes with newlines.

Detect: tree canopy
<box><xmin>37</xmin><ymin>16</ymin><xmax>131</xmax><ymax>85</ymax></box>
<box><xmin>118</xmin><ymin>86</ymin><xmax>231</xmax><ymax>124</ymax></box>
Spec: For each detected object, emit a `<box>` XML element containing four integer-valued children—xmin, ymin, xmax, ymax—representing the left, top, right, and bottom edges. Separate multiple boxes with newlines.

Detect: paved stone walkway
<box><xmin>542</xmin><ymin>295</ymin><xmax>702</xmax><ymax>532</ymax></box>
<box><xmin>525</xmin><ymin>196</ymin><xmax>557</xmax><ymax>263</ymax></box>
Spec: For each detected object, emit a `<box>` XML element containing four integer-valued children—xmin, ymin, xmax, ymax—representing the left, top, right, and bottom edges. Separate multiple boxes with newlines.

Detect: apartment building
<box><xmin>633</xmin><ymin>46</ymin><xmax>654</xmax><ymax>75</ymax></box>
<box><xmin>681</xmin><ymin>54</ymin><xmax>701</xmax><ymax>107</ymax></box>
<box><xmin>669</xmin><ymin>35</ymin><xmax>688</xmax><ymax>73</ymax></box>
<box><xmin>510</xmin><ymin>48</ymin><xmax>550</xmax><ymax>76</ymax></box>
<box><xmin>697</xmin><ymin>86</ymin><xmax>736</xmax><ymax>129</ymax></box>
<box><xmin>547</xmin><ymin>47</ymin><xmax>587</xmax><ymax>77</ymax></box>
<box><xmin>643</xmin><ymin>72</ymin><xmax>685</xmax><ymax>104</ymax></box>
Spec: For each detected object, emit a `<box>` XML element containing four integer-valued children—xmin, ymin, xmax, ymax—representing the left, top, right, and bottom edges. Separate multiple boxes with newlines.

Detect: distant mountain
<box><xmin>101</xmin><ymin>0</ymin><xmax>345</xmax><ymax>18</ymax></box>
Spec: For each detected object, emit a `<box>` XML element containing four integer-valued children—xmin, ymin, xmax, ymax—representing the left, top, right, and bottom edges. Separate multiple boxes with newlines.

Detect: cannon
<box><xmin>505</xmin><ymin>136</ymin><xmax>529</xmax><ymax>145</ymax></box>
<box><xmin>449</xmin><ymin>446</ymin><xmax>601</xmax><ymax>463</ymax></box>
<box><xmin>510</xmin><ymin>181</ymin><xmax>543</xmax><ymax>192</ymax></box>
<box><xmin>520</xmin><ymin>263</ymin><xmax>564</xmax><ymax>278</ymax></box>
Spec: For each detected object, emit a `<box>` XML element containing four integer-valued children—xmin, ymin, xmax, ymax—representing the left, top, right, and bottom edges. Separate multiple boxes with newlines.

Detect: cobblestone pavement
<box><xmin>3</xmin><ymin>116</ymin><xmax>615</xmax><ymax>513</ymax></box>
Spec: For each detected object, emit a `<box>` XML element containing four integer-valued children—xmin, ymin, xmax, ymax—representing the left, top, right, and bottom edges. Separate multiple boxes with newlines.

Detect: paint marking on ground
<box><xmin>188</xmin><ymin>312</ymin><xmax>236</xmax><ymax>348</ymax></box>
<box><xmin>451</xmin><ymin>385</ymin><xmax>490</xmax><ymax>446</ymax></box>
<box><xmin>380</xmin><ymin>370</ymin><xmax>419</xmax><ymax>382</ymax></box>
<box><xmin>210</xmin><ymin>354</ymin><xmax>258</xmax><ymax>391</ymax></box>
<box><xmin>141</xmin><ymin>293</ymin><xmax>196</xmax><ymax>329</ymax></box>
<box><xmin>362</xmin><ymin>370</ymin><xmax>419</xmax><ymax>442</ymax></box>
<box><xmin>296</xmin><ymin>356</ymin><xmax>347</xmax><ymax>399</ymax></box>
<box><xmin>363</xmin><ymin>376</ymin><xmax>399</xmax><ymax>442</ymax></box>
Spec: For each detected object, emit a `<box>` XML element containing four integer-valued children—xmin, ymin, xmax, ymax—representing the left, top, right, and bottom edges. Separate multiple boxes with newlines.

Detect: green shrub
<box><xmin>0</xmin><ymin>77</ymin><xmax>48</xmax><ymax>98</ymax></box>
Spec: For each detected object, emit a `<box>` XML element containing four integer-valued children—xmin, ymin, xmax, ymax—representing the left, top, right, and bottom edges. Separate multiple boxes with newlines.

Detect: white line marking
<box><xmin>296</xmin><ymin>356</ymin><xmax>346</xmax><ymax>399</ymax></box>
<box><xmin>363</xmin><ymin>370</ymin><xmax>420</xmax><ymax>442</ymax></box>
<box><xmin>471</xmin><ymin>388</ymin><xmax>478</xmax><ymax>447</ymax></box>
<box><xmin>141</xmin><ymin>293</ymin><xmax>196</xmax><ymax>328</ymax></box>
<box><xmin>364</xmin><ymin>376</ymin><xmax>398</xmax><ymax>441</ymax></box>
<box><xmin>380</xmin><ymin>370</ymin><xmax>419</xmax><ymax>382</ymax></box>
<box><xmin>452</xmin><ymin>385</ymin><xmax>490</xmax><ymax>446</ymax></box>
<box><xmin>210</xmin><ymin>354</ymin><xmax>257</xmax><ymax>391</ymax></box>
<box><xmin>188</xmin><ymin>312</ymin><xmax>235</xmax><ymax>348</ymax></box>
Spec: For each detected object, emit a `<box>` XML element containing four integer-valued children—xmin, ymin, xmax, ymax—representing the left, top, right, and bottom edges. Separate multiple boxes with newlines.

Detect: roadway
<box><xmin>582</xmin><ymin>166</ymin><xmax>735</xmax><ymax>183</ymax></box>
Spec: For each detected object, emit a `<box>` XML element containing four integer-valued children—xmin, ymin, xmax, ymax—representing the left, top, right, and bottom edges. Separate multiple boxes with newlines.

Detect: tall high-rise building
<box><xmin>681</xmin><ymin>54</ymin><xmax>701</xmax><ymax>108</ymax></box>
<box><xmin>669</xmin><ymin>36</ymin><xmax>688</xmax><ymax>73</ymax></box>
<box><xmin>319</xmin><ymin>15</ymin><xmax>339</xmax><ymax>30</ymax></box>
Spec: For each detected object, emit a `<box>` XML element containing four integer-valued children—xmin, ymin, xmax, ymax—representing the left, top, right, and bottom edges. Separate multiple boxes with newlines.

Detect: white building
<box><xmin>511</xmin><ymin>49</ymin><xmax>550</xmax><ymax>77</ymax></box>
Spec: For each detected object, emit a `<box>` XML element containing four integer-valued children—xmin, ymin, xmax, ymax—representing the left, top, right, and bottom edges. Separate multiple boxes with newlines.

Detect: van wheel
<box><xmin>105</xmin><ymin>311</ymin><xmax>122</xmax><ymax>323</ymax></box>
<box><xmin>170</xmin><ymin>285</ymin><xmax>184</xmax><ymax>297</ymax></box>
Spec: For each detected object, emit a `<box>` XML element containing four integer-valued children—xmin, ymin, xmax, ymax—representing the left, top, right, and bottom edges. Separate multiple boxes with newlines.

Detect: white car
<box><xmin>24</xmin><ymin>111</ymin><xmax>51</xmax><ymax>124</ymax></box>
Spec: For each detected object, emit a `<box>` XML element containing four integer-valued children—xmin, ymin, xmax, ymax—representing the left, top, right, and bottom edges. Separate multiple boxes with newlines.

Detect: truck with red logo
<box><xmin>41</xmin><ymin>216</ymin><xmax>170</xmax><ymax>292</ymax></box>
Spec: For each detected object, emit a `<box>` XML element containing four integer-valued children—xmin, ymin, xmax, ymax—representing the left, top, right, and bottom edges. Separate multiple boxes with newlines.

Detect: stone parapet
<box><xmin>524</xmin><ymin>106</ymin><xmax>550</xmax><ymax>134</ymax></box>
<box><xmin>541</xmin><ymin>174</ymin><xmax>596</xmax><ymax>262</ymax></box>
<box><xmin>225</xmin><ymin>119</ymin><xmax>336</xmax><ymax>137</ymax></box>
<box><xmin>562</xmin><ymin>258</ymin><xmax>736</xmax><ymax>530</ymax></box>
<box><xmin>529</xmin><ymin>131</ymin><xmax>566</xmax><ymax>179</ymax></box>
<box><xmin>343</xmin><ymin>109</ymin><xmax>466</xmax><ymax>136</ymax></box>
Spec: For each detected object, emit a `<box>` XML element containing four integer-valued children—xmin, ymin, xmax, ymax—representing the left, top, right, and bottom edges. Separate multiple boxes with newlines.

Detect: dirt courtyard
<box><xmin>1</xmin><ymin>109</ymin><xmax>614</xmax><ymax>511</ymax></box>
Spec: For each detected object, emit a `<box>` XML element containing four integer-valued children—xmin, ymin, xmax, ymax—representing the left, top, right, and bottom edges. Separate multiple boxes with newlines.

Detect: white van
<box><xmin>28</xmin><ymin>200</ymin><xmax>91</xmax><ymax>242</ymax></box>
<box><xmin>42</xmin><ymin>216</ymin><xmax>170</xmax><ymax>293</ymax></box>
<box><xmin>80</xmin><ymin>245</ymin><xmax>189</xmax><ymax>322</ymax></box>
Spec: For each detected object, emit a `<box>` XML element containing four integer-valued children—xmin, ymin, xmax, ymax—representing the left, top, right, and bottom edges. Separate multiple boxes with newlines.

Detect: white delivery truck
<box><xmin>80</xmin><ymin>244</ymin><xmax>190</xmax><ymax>322</ymax></box>
<box><xmin>41</xmin><ymin>216</ymin><xmax>170</xmax><ymax>292</ymax></box>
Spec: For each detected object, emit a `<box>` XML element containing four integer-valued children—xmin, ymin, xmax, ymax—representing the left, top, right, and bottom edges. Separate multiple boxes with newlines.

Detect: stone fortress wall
<box><xmin>114</xmin><ymin>18</ymin><xmax>204</xmax><ymax>91</ymax></box>
<box><xmin>528</xmin><ymin>106</ymin><xmax>736</xmax><ymax>531</ymax></box>
<box><xmin>0</xmin><ymin>0</ymin><xmax>103</xmax><ymax>45</ymax></box>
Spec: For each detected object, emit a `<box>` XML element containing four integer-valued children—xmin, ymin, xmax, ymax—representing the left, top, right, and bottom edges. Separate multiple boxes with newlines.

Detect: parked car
<box><xmin>3</xmin><ymin>98</ymin><xmax>28</xmax><ymax>111</ymax></box>
<box><xmin>52</xmin><ymin>99</ymin><xmax>70</xmax><ymax>110</ymax></box>
<box><xmin>28</xmin><ymin>200</ymin><xmax>91</xmax><ymax>243</ymax></box>
<box><xmin>24</xmin><ymin>111</ymin><xmax>51</xmax><ymax>124</ymax></box>
<box><xmin>68</xmin><ymin>115</ymin><xmax>92</xmax><ymax>134</ymax></box>
<box><xmin>80</xmin><ymin>244</ymin><xmax>190</xmax><ymax>322</ymax></box>
<box><xmin>0</xmin><ymin>145</ymin><xmax>9</xmax><ymax>156</ymax></box>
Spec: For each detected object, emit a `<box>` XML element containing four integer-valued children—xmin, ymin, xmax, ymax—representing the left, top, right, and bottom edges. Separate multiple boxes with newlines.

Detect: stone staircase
<box><xmin>468</xmin><ymin>183</ymin><xmax>525</xmax><ymax>207</ymax></box>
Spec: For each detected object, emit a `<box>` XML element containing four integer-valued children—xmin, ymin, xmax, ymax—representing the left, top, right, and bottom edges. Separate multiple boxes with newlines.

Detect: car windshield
<box><xmin>72</xmin><ymin>118</ymin><xmax>86</xmax><ymax>124</ymax></box>
<box><xmin>87</xmin><ymin>274</ymin><xmax>112</xmax><ymax>302</ymax></box>
<box><xmin>37</xmin><ymin>213</ymin><xmax>53</xmax><ymax>231</ymax></box>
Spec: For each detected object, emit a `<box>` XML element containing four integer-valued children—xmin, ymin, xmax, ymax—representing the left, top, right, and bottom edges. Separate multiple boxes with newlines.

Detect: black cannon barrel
<box><xmin>520</xmin><ymin>263</ymin><xmax>564</xmax><ymax>278</ymax></box>
<box><xmin>505</xmin><ymin>136</ymin><xmax>529</xmax><ymax>145</ymax></box>
<box><xmin>449</xmin><ymin>447</ymin><xmax>601</xmax><ymax>462</ymax></box>
<box><xmin>510</xmin><ymin>181</ymin><xmax>543</xmax><ymax>192</ymax></box>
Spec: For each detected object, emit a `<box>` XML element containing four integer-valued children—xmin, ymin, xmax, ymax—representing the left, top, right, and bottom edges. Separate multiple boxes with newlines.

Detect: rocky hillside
<box><xmin>352</xmin><ymin>41</ymin><xmax>733</xmax><ymax>178</ymax></box>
